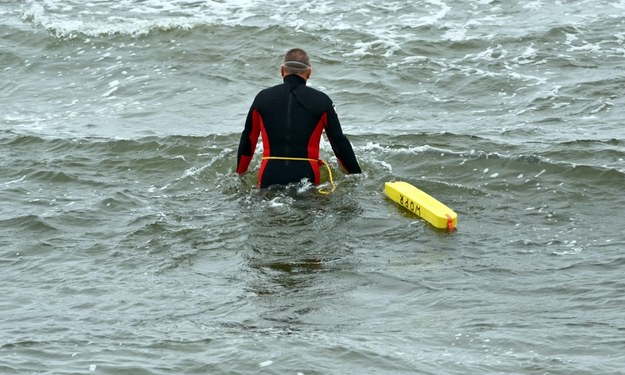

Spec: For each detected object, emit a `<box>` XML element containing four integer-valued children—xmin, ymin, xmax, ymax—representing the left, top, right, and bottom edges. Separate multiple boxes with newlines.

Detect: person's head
<box><xmin>281</xmin><ymin>48</ymin><xmax>312</xmax><ymax>80</ymax></box>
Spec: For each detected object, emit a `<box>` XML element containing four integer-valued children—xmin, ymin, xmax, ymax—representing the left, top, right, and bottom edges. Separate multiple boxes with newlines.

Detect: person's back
<box><xmin>236</xmin><ymin>48</ymin><xmax>361</xmax><ymax>188</ymax></box>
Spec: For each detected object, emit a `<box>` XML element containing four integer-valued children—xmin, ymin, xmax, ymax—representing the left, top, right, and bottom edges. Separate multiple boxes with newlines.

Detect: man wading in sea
<box><xmin>236</xmin><ymin>48</ymin><xmax>361</xmax><ymax>189</ymax></box>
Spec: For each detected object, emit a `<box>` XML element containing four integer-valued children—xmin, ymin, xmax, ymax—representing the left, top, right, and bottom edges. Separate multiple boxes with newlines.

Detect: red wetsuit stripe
<box><xmin>307</xmin><ymin>113</ymin><xmax>326</xmax><ymax>184</ymax></box>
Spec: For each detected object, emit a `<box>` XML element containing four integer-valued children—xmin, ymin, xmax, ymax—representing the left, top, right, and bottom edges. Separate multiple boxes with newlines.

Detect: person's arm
<box><xmin>324</xmin><ymin>104</ymin><xmax>361</xmax><ymax>174</ymax></box>
<box><xmin>236</xmin><ymin>107</ymin><xmax>262</xmax><ymax>175</ymax></box>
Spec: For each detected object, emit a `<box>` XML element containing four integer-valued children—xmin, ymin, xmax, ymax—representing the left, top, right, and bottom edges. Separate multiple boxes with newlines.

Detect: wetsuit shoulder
<box><xmin>292</xmin><ymin>84</ymin><xmax>334</xmax><ymax>116</ymax></box>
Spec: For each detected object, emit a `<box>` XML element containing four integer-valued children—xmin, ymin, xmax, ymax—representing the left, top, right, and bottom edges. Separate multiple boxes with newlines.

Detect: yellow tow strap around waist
<box><xmin>261</xmin><ymin>156</ymin><xmax>336</xmax><ymax>194</ymax></box>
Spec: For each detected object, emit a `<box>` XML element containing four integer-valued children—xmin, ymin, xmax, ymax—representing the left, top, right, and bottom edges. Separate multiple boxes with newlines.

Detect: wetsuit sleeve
<box><xmin>324</xmin><ymin>105</ymin><xmax>362</xmax><ymax>174</ymax></box>
<box><xmin>236</xmin><ymin>106</ymin><xmax>262</xmax><ymax>175</ymax></box>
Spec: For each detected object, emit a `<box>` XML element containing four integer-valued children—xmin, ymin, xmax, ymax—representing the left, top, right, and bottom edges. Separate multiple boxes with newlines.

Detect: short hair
<box><xmin>282</xmin><ymin>48</ymin><xmax>311</xmax><ymax>74</ymax></box>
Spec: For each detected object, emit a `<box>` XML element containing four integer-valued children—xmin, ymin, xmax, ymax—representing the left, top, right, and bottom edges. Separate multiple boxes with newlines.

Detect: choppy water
<box><xmin>2</xmin><ymin>1</ymin><xmax>625</xmax><ymax>374</ymax></box>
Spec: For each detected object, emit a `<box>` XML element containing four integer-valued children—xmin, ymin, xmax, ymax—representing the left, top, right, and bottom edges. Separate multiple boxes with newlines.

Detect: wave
<box><xmin>3</xmin><ymin>131</ymin><xmax>623</xmax><ymax>183</ymax></box>
<box><xmin>19</xmin><ymin>0</ymin><xmax>383</xmax><ymax>39</ymax></box>
<box><xmin>13</xmin><ymin>0</ymin><xmax>625</xmax><ymax>83</ymax></box>
<box><xmin>0</xmin><ymin>214</ymin><xmax>58</xmax><ymax>233</ymax></box>
<box><xmin>22</xmin><ymin>4</ymin><xmax>213</xmax><ymax>38</ymax></box>
<box><xmin>1</xmin><ymin>131</ymin><xmax>623</xmax><ymax>233</ymax></box>
<box><xmin>4</xmin><ymin>131</ymin><xmax>622</xmax><ymax>272</ymax></box>
<box><xmin>0</xmin><ymin>133</ymin><xmax>625</xmax><ymax>244</ymax></box>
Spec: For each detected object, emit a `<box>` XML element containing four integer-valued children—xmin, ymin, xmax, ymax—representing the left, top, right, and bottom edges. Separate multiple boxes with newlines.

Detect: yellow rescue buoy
<box><xmin>384</xmin><ymin>181</ymin><xmax>457</xmax><ymax>231</ymax></box>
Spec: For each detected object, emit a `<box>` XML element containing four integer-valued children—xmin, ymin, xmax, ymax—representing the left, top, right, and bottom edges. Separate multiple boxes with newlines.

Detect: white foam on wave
<box><xmin>442</xmin><ymin>26</ymin><xmax>467</xmax><ymax>42</ymax></box>
<box><xmin>24</xmin><ymin>10</ymin><xmax>199</xmax><ymax>37</ymax></box>
<box><xmin>344</xmin><ymin>39</ymin><xmax>401</xmax><ymax>58</ymax></box>
<box><xmin>101</xmin><ymin>79</ymin><xmax>120</xmax><ymax>97</ymax></box>
<box><xmin>22</xmin><ymin>0</ymin><xmax>368</xmax><ymax>38</ymax></box>
<box><xmin>418</xmin><ymin>0</ymin><xmax>451</xmax><ymax>26</ymax></box>
<box><xmin>522</xmin><ymin>1</ymin><xmax>543</xmax><ymax>11</ymax></box>
<box><xmin>18</xmin><ymin>0</ymin><xmax>457</xmax><ymax>59</ymax></box>
<box><xmin>21</xmin><ymin>0</ymin><xmax>261</xmax><ymax>37</ymax></box>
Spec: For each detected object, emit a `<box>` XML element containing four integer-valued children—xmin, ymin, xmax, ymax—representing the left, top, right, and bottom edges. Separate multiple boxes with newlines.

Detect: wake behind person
<box><xmin>236</xmin><ymin>48</ymin><xmax>361</xmax><ymax>189</ymax></box>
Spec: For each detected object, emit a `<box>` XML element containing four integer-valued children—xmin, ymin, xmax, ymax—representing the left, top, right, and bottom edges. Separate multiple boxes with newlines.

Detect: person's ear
<box><xmin>305</xmin><ymin>67</ymin><xmax>312</xmax><ymax>79</ymax></box>
<box><xmin>280</xmin><ymin>66</ymin><xmax>286</xmax><ymax>77</ymax></box>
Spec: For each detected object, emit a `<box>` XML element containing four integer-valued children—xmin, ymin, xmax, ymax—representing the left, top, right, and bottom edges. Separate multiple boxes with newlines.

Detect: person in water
<box><xmin>236</xmin><ymin>48</ymin><xmax>361</xmax><ymax>188</ymax></box>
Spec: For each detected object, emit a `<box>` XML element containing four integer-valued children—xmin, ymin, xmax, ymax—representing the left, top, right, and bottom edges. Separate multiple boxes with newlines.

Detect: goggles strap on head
<box><xmin>282</xmin><ymin>60</ymin><xmax>310</xmax><ymax>72</ymax></box>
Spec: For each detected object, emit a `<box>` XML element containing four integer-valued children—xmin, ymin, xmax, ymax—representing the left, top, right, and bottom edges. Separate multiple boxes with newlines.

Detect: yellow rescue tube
<box><xmin>384</xmin><ymin>181</ymin><xmax>458</xmax><ymax>231</ymax></box>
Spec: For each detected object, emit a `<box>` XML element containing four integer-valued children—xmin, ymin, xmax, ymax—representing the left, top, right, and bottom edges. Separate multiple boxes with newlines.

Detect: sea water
<box><xmin>1</xmin><ymin>1</ymin><xmax>624</xmax><ymax>374</ymax></box>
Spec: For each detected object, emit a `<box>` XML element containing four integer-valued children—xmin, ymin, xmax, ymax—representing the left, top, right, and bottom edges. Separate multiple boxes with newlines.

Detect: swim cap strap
<box><xmin>282</xmin><ymin>60</ymin><xmax>311</xmax><ymax>71</ymax></box>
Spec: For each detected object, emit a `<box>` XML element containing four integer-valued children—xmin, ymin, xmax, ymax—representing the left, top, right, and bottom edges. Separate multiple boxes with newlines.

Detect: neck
<box><xmin>284</xmin><ymin>74</ymin><xmax>308</xmax><ymax>83</ymax></box>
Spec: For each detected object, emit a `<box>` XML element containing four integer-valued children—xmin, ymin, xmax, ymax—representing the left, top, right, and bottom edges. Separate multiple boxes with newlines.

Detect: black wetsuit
<box><xmin>237</xmin><ymin>74</ymin><xmax>361</xmax><ymax>188</ymax></box>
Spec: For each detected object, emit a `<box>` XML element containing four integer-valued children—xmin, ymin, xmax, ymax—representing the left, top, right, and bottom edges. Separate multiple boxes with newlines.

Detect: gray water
<box><xmin>2</xmin><ymin>1</ymin><xmax>625</xmax><ymax>374</ymax></box>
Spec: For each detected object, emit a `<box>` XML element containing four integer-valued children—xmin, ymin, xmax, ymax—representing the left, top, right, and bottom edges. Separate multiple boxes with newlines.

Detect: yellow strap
<box><xmin>261</xmin><ymin>156</ymin><xmax>336</xmax><ymax>194</ymax></box>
